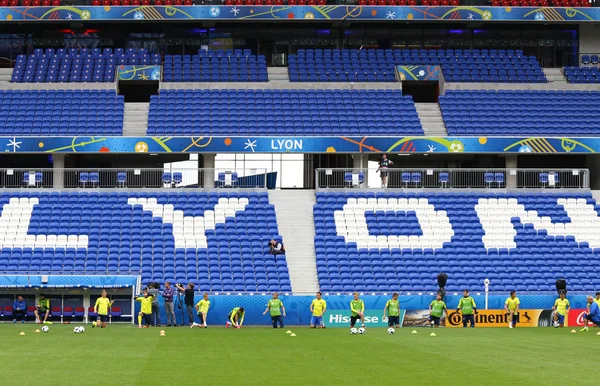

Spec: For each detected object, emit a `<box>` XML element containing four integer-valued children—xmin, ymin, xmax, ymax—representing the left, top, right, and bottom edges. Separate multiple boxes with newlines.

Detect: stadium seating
<box><xmin>0</xmin><ymin>0</ymin><xmax>61</xmax><ymax>5</ymax></box>
<box><xmin>163</xmin><ymin>50</ymin><xmax>268</xmax><ymax>82</ymax></box>
<box><xmin>0</xmin><ymin>192</ymin><xmax>290</xmax><ymax>292</ymax></box>
<box><xmin>439</xmin><ymin>90</ymin><xmax>600</xmax><ymax>136</ymax></box>
<box><xmin>147</xmin><ymin>89</ymin><xmax>423</xmax><ymax>136</ymax></box>
<box><xmin>314</xmin><ymin>192</ymin><xmax>600</xmax><ymax>293</ymax></box>
<box><xmin>11</xmin><ymin>48</ymin><xmax>160</xmax><ymax>83</ymax></box>
<box><xmin>0</xmin><ymin>90</ymin><xmax>124</xmax><ymax>136</ymax></box>
<box><xmin>289</xmin><ymin>49</ymin><xmax>546</xmax><ymax>83</ymax></box>
<box><xmin>564</xmin><ymin>66</ymin><xmax>600</xmax><ymax>84</ymax></box>
<box><xmin>491</xmin><ymin>0</ymin><xmax>591</xmax><ymax>5</ymax></box>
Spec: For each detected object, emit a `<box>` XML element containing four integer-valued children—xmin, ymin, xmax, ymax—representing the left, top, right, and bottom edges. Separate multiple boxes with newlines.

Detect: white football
<box><xmin>41</xmin><ymin>325</ymin><xmax>49</xmax><ymax>333</ymax></box>
<box><xmin>79</xmin><ymin>326</ymin><xmax>85</xmax><ymax>333</ymax></box>
<box><xmin>358</xmin><ymin>327</ymin><xmax>366</xmax><ymax>334</ymax></box>
<box><xmin>388</xmin><ymin>327</ymin><xmax>395</xmax><ymax>334</ymax></box>
<box><xmin>350</xmin><ymin>327</ymin><xmax>358</xmax><ymax>334</ymax></box>
<box><xmin>73</xmin><ymin>327</ymin><xmax>81</xmax><ymax>334</ymax></box>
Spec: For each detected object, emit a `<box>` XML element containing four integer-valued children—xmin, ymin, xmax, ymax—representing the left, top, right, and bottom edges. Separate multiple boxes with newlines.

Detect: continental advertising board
<box><xmin>445</xmin><ymin>309</ymin><xmax>558</xmax><ymax>328</ymax></box>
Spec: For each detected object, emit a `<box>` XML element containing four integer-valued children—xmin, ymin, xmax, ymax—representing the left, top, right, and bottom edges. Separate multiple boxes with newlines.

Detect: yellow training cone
<box><xmin>596</xmin><ymin>332</ymin><xmax>600</xmax><ymax>336</ymax></box>
<box><xmin>19</xmin><ymin>332</ymin><xmax>25</xmax><ymax>336</ymax></box>
<box><xmin>411</xmin><ymin>330</ymin><xmax>417</xmax><ymax>334</ymax></box>
<box><xmin>35</xmin><ymin>329</ymin><xmax>40</xmax><ymax>333</ymax></box>
<box><xmin>571</xmin><ymin>330</ymin><xmax>577</xmax><ymax>333</ymax></box>
<box><xmin>430</xmin><ymin>333</ymin><xmax>436</xmax><ymax>337</ymax></box>
<box><xmin>160</xmin><ymin>330</ymin><xmax>165</xmax><ymax>334</ymax></box>
<box><xmin>286</xmin><ymin>330</ymin><xmax>292</xmax><ymax>334</ymax></box>
<box><xmin>290</xmin><ymin>333</ymin><xmax>296</xmax><ymax>337</ymax></box>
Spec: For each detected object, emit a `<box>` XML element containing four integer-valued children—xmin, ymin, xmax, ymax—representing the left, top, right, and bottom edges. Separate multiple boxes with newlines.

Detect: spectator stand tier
<box><xmin>289</xmin><ymin>49</ymin><xmax>546</xmax><ymax>83</ymax></box>
<box><xmin>147</xmin><ymin>89</ymin><xmax>423</xmax><ymax>136</ymax></box>
<box><xmin>314</xmin><ymin>192</ymin><xmax>600</xmax><ymax>293</ymax></box>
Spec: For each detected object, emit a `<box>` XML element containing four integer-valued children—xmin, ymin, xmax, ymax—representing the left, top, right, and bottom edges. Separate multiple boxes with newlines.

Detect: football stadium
<box><xmin>1</xmin><ymin>1</ymin><xmax>600</xmax><ymax>385</ymax></box>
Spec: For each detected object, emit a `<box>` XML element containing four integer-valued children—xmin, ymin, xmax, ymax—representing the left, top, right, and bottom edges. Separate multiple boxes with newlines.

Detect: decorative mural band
<box><xmin>0</xmin><ymin>136</ymin><xmax>596</xmax><ymax>154</ymax></box>
<box><xmin>396</xmin><ymin>65</ymin><xmax>441</xmax><ymax>81</ymax></box>
<box><xmin>117</xmin><ymin>65</ymin><xmax>161</xmax><ymax>81</ymax></box>
<box><xmin>0</xmin><ymin>6</ymin><xmax>597</xmax><ymax>22</ymax></box>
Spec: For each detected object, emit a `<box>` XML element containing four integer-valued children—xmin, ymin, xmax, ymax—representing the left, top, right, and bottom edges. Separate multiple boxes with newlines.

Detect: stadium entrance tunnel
<box><xmin>118</xmin><ymin>81</ymin><xmax>159</xmax><ymax>102</ymax></box>
<box><xmin>401</xmin><ymin>81</ymin><xmax>438</xmax><ymax>103</ymax></box>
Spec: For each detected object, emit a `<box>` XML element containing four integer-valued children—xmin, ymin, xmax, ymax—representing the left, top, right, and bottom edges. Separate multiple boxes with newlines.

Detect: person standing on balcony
<box><xmin>377</xmin><ymin>154</ymin><xmax>393</xmax><ymax>188</ymax></box>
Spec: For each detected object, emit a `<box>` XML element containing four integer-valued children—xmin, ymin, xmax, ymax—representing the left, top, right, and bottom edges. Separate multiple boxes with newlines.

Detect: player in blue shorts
<box><xmin>310</xmin><ymin>292</ymin><xmax>327</xmax><ymax>329</ymax></box>
<box><xmin>580</xmin><ymin>295</ymin><xmax>600</xmax><ymax>331</ymax></box>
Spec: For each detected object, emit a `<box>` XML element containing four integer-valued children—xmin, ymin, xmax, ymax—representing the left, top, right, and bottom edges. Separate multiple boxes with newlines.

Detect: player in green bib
<box><xmin>263</xmin><ymin>292</ymin><xmax>286</xmax><ymax>328</ymax></box>
<box><xmin>383</xmin><ymin>293</ymin><xmax>401</xmax><ymax>328</ymax></box>
<box><xmin>350</xmin><ymin>292</ymin><xmax>365</xmax><ymax>328</ymax></box>
<box><xmin>456</xmin><ymin>289</ymin><xmax>478</xmax><ymax>328</ymax></box>
<box><xmin>426</xmin><ymin>293</ymin><xmax>448</xmax><ymax>328</ymax></box>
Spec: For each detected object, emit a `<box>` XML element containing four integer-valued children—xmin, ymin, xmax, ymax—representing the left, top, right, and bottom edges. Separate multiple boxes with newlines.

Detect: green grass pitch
<box><xmin>0</xmin><ymin>324</ymin><xmax>597</xmax><ymax>385</ymax></box>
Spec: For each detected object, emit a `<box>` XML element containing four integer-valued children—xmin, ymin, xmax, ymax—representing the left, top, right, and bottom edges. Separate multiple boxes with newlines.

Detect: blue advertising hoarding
<box><xmin>396</xmin><ymin>65</ymin><xmax>441</xmax><ymax>81</ymax></box>
<box><xmin>0</xmin><ymin>6</ymin><xmax>598</xmax><ymax>22</ymax></box>
<box><xmin>0</xmin><ymin>136</ymin><xmax>597</xmax><ymax>154</ymax></box>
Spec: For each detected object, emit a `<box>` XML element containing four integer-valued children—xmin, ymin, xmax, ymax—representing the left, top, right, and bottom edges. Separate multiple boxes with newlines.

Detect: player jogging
<box><xmin>580</xmin><ymin>295</ymin><xmax>600</xmax><ymax>331</ymax></box>
<box><xmin>93</xmin><ymin>290</ymin><xmax>115</xmax><ymax>328</ymax></box>
<box><xmin>225</xmin><ymin>307</ymin><xmax>245</xmax><ymax>329</ymax></box>
<box><xmin>263</xmin><ymin>292</ymin><xmax>286</xmax><ymax>329</ymax></box>
<box><xmin>426</xmin><ymin>293</ymin><xmax>447</xmax><ymax>328</ymax></box>
<box><xmin>552</xmin><ymin>292</ymin><xmax>570</xmax><ymax>328</ymax></box>
<box><xmin>310</xmin><ymin>292</ymin><xmax>327</xmax><ymax>328</ymax></box>
<box><xmin>350</xmin><ymin>292</ymin><xmax>365</xmax><ymax>329</ymax></box>
<box><xmin>504</xmin><ymin>290</ymin><xmax>520</xmax><ymax>329</ymax></box>
<box><xmin>383</xmin><ymin>293</ymin><xmax>400</xmax><ymax>329</ymax></box>
<box><xmin>191</xmin><ymin>293</ymin><xmax>210</xmax><ymax>329</ymax></box>
<box><xmin>136</xmin><ymin>289</ymin><xmax>155</xmax><ymax>329</ymax></box>
<box><xmin>456</xmin><ymin>289</ymin><xmax>477</xmax><ymax>328</ymax></box>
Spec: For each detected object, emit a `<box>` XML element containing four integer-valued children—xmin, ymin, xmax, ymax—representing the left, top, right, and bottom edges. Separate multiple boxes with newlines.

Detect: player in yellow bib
<box><xmin>552</xmin><ymin>292</ymin><xmax>570</xmax><ymax>328</ymax></box>
<box><xmin>136</xmin><ymin>289</ymin><xmax>156</xmax><ymax>328</ymax></box>
<box><xmin>93</xmin><ymin>290</ymin><xmax>115</xmax><ymax>328</ymax></box>
<box><xmin>192</xmin><ymin>293</ymin><xmax>210</xmax><ymax>329</ymax></box>
<box><xmin>504</xmin><ymin>290</ymin><xmax>520</xmax><ymax>329</ymax></box>
<box><xmin>310</xmin><ymin>291</ymin><xmax>327</xmax><ymax>329</ymax></box>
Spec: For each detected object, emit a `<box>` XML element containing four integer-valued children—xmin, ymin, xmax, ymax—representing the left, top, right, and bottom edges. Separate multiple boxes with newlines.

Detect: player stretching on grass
<box><xmin>456</xmin><ymin>289</ymin><xmax>477</xmax><ymax>328</ymax></box>
<box><xmin>93</xmin><ymin>290</ymin><xmax>115</xmax><ymax>328</ymax></box>
<box><xmin>425</xmin><ymin>293</ymin><xmax>447</xmax><ymax>328</ymax></box>
<box><xmin>504</xmin><ymin>290</ymin><xmax>520</xmax><ymax>329</ymax></box>
<box><xmin>383</xmin><ymin>293</ymin><xmax>400</xmax><ymax>329</ymax></box>
<box><xmin>580</xmin><ymin>295</ymin><xmax>600</xmax><ymax>331</ymax></box>
<box><xmin>350</xmin><ymin>292</ymin><xmax>365</xmax><ymax>329</ymax></box>
<box><xmin>552</xmin><ymin>292</ymin><xmax>570</xmax><ymax>328</ymax></box>
<box><xmin>263</xmin><ymin>292</ymin><xmax>286</xmax><ymax>329</ymax></box>
<box><xmin>136</xmin><ymin>289</ymin><xmax>155</xmax><ymax>329</ymax></box>
<box><xmin>191</xmin><ymin>293</ymin><xmax>210</xmax><ymax>329</ymax></box>
<box><xmin>310</xmin><ymin>291</ymin><xmax>327</xmax><ymax>329</ymax></box>
<box><xmin>226</xmin><ymin>307</ymin><xmax>245</xmax><ymax>329</ymax></box>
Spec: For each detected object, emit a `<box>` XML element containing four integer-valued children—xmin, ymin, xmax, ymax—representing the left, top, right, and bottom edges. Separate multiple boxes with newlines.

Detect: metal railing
<box><xmin>0</xmin><ymin>168</ymin><xmax>268</xmax><ymax>189</ymax></box>
<box><xmin>315</xmin><ymin>168</ymin><xmax>589</xmax><ymax>190</ymax></box>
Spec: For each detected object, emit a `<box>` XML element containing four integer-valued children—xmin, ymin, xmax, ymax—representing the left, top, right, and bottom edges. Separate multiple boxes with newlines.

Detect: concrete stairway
<box><xmin>0</xmin><ymin>68</ymin><xmax>13</xmax><ymax>83</ymax></box>
<box><xmin>267</xmin><ymin>67</ymin><xmax>289</xmax><ymax>83</ymax></box>
<box><xmin>543</xmin><ymin>68</ymin><xmax>568</xmax><ymax>85</ymax></box>
<box><xmin>123</xmin><ymin>103</ymin><xmax>149</xmax><ymax>136</ymax></box>
<box><xmin>269</xmin><ymin>190</ymin><xmax>319</xmax><ymax>294</ymax></box>
<box><xmin>415</xmin><ymin>103</ymin><xmax>447</xmax><ymax>136</ymax></box>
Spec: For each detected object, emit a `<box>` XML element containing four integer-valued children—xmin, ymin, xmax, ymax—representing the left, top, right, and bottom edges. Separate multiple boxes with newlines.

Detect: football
<box><xmin>387</xmin><ymin>327</ymin><xmax>395</xmax><ymax>334</ymax></box>
<box><xmin>350</xmin><ymin>327</ymin><xmax>358</xmax><ymax>334</ymax></box>
<box><xmin>41</xmin><ymin>326</ymin><xmax>49</xmax><ymax>333</ymax></box>
<box><xmin>358</xmin><ymin>327</ymin><xmax>366</xmax><ymax>334</ymax></box>
<box><xmin>73</xmin><ymin>326</ymin><xmax>81</xmax><ymax>334</ymax></box>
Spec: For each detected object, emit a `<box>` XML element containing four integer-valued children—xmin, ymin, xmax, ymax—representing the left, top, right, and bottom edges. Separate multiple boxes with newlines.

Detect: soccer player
<box><xmin>192</xmin><ymin>293</ymin><xmax>210</xmax><ymax>329</ymax></box>
<box><xmin>580</xmin><ymin>295</ymin><xmax>600</xmax><ymax>331</ymax></box>
<box><xmin>383</xmin><ymin>292</ymin><xmax>400</xmax><ymax>329</ymax></box>
<box><xmin>93</xmin><ymin>290</ymin><xmax>115</xmax><ymax>328</ymax></box>
<box><xmin>504</xmin><ymin>290</ymin><xmax>520</xmax><ymax>329</ymax></box>
<box><xmin>226</xmin><ymin>307</ymin><xmax>245</xmax><ymax>329</ymax></box>
<box><xmin>136</xmin><ymin>289</ymin><xmax>156</xmax><ymax>329</ymax></box>
<box><xmin>456</xmin><ymin>289</ymin><xmax>477</xmax><ymax>328</ymax></box>
<box><xmin>426</xmin><ymin>293</ymin><xmax>447</xmax><ymax>328</ymax></box>
<box><xmin>310</xmin><ymin>291</ymin><xmax>327</xmax><ymax>329</ymax></box>
<box><xmin>34</xmin><ymin>293</ymin><xmax>51</xmax><ymax>324</ymax></box>
<box><xmin>263</xmin><ymin>292</ymin><xmax>286</xmax><ymax>329</ymax></box>
<box><xmin>595</xmin><ymin>292</ymin><xmax>600</xmax><ymax>308</ymax></box>
<box><xmin>552</xmin><ymin>292</ymin><xmax>570</xmax><ymax>328</ymax></box>
<box><xmin>350</xmin><ymin>292</ymin><xmax>365</xmax><ymax>329</ymax></box>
